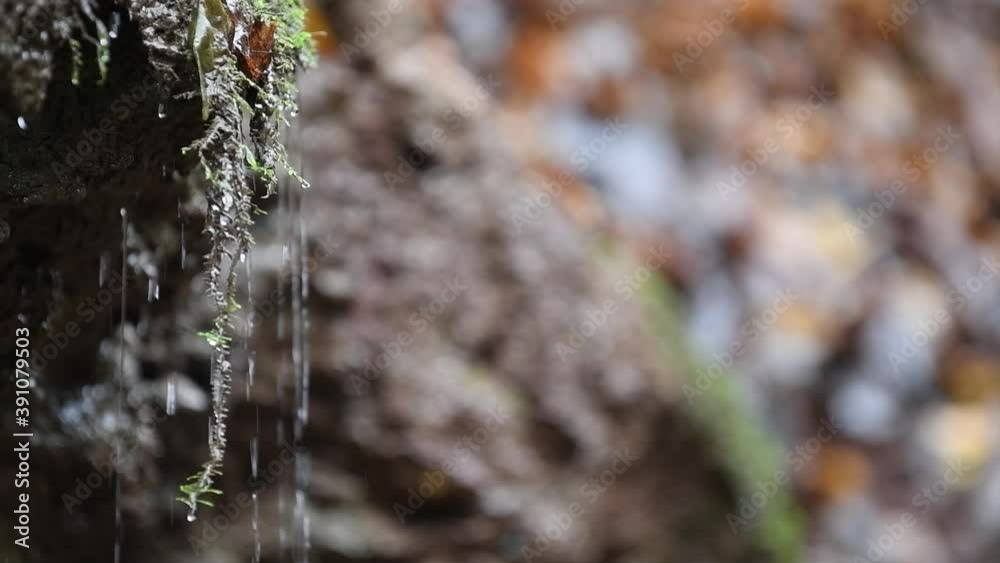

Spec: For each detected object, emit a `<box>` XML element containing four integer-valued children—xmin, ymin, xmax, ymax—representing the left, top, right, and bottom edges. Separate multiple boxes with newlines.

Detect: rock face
<box><xmin>0</xmin><ymin>3</ymin><xmax>762</xmax><ymax>563</ymax></box>
<box><xmin>0</xmin><ymin>0</ymin><xmax>203</xmax><ymax>366</ymax></box>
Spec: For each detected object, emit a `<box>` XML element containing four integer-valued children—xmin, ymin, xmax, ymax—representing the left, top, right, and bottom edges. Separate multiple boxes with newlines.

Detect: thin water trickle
<box><xmin>108</xmin><ymin>11</ymin><xmax>121</xmax><ymax>38</ymax></box>
<box><xmin>166</xmin><ymin>378</ymin><xmax>176</xmax><ymax>416</ymax></box>
<box><xmin>250</xmin><ymin>436</ymin><xmax>259</xmax><ymax>479</ymax></box>
<box><xmin>276</xmin><ymin>150</ymin><xmax>290</xmax><ymax>558</ymax></box>
<box><xmin>114</xmin><ymin>207</ymin><xmax>128</xmax><ymax>563</ymax></box>
<box><xmin>248</xmin><ymin>352</ymin><xmax>256</xmax><ymax>390</ymax></box>
<box><xmin>178</xmin><ymin>200</ymin><xmax>187</xmax><ymax>269</ymax></box>
<box><xmin>147</xmin><ymin>278</ymin><xmax>159</xmax><ymax>302</ymax></box>
<box><xmin>298</xmin><ymin>199</ymin><xmax>311</xmax><ymax>428</ymax></box>
<box><xmin>293</xmin><ymin>107</ymin><xmax>312</xmax><ymax>563</ymax></box>
<box><xmin>245</xmin><ymin>249</ymin><xmax>255</xmax><ymax>400</ymax></box>
<box><xmin>252</xmin><ymin>491</ymin><xmax>261</xmax><ymax>563</ymax></box>
<box><xmin>99</xmin><ymin>255</ymin><xmax>107</xmax><ymax>287</ymax></box>
<box><xmin>276</xmin><ymin>418</ymin><xmax>288</xmax><ymax>554</ymax></box>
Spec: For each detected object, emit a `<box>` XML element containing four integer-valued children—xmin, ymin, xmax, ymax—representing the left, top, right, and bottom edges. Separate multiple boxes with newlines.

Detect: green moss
<box><xmin>179</xmin><ymin>0</ymin><xmax>313</xmax><ymax>520</ymax></box>
<box><xmin>189</xmin><ymin>0</ymin><xmax>234</xmax><ymax>120</ymax></box>
<box><xmin>639</xmin><ymin>268</ymin><xmax>805</xmax><ymax>563</ymax></box>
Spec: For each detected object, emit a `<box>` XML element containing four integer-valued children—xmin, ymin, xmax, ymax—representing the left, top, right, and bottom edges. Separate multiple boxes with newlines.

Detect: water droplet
<box><xmin>99</xmin><ymin>253</ymin><xmax>110</xmax><ymax>287</ymax></box>
<box><xmin>250</xmin><ymin>436</ymin><xmax>259</xmax><ymax>479</ymax></box>
<box><xmin>180</xmin><ymin>223</ymin><xmax>187</xmax><ymax>268</ymax></box>
<box><xmin>147</xmin><ymin>278</ymin><xmax>159</xmax><ymax>302</ymax></box>
<box><xmin>16</xmin><ymin>116</ymin><xmax>27</xmax><ymax>130</ymax></box>
<box><xmin>248</xmin><ymin>353</ymin><xmax>256</xmax><ymax>387</ymax></box>
<box><xmin>166</xmin><ymin>379</ymin><xmax>177</xmax><ymax>416</ymax></box>
<box><xmin>109</xmin><ymin>12</ymin><xmax>121</xmax><ymax>39</ymax></box>
<box><xmin>186</xmin><ymin>512</ymin><xmax>196</xmax><ymax>522</ymax></box>
<box><xmin>157</xmin><ymin>103</ymin><xmax>166</xmax><ymax>119</ymax></box>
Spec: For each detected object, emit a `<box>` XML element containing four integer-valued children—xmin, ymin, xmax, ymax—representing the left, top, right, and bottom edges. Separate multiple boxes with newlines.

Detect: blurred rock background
<box><xmin>389</xmin><ymin>1</ymin><xmax>1000</xmax><ymax>562</ymax></box>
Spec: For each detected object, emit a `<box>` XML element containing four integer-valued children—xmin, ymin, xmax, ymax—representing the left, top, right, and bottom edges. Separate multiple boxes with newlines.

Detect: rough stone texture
<box><xmin>0</xmin><ymin>0</ymin><xmax>78</xmax><ymax>115</ymax></box>
<box><xmin>0</xmin><ymin>0</ymin><xmax>204</xmax><ymax>360</ymax></box>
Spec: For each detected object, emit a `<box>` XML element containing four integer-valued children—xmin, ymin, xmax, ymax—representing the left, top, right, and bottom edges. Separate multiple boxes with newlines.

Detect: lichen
<box><xmin>177</xmin><ymin>0</ymin><xmax>312</xmax><ymax>518</ymax></box>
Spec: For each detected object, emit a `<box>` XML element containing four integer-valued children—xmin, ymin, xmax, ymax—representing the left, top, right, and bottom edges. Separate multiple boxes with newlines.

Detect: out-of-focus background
<box><xmin>4</xmin><ymin>1</ymin><xmax>1000</xmax><ymax>562</ymax></box>
<box><xmin>307</xmin><ymin>1</ymin><xmax>1000</xmax><ymax>561</ymax></box>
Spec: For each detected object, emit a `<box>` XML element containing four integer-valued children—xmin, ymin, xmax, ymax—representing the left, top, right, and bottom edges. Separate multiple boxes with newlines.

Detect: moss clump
<box><xmin>178</xmin><ymin>0</ymin><xmax>312</xmax><ymax>519</ymax></box>
<box><xmin>640</xmin><ymin>275</ymin><xmax>805</xmax><ymax>563</ymax></box>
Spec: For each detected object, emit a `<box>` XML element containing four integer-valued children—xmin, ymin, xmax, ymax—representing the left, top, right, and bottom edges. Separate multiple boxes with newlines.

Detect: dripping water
<box><xmin>114</xmin><ymin>208</ymin><xmax>128</xmax><ymax>563</ymax></box>
<box><xmin>276</xmin><ymin>419</ymin><xmax>287</xmax><ymax>553</ymax></box>
<box><xmin>166</xmin><ymin>377</ymin><xmax>176</xmax><ymax>416</ymax></box>
<box><xmin>178</xmin><ymin>201</ymin><xmax>187</xmax><ymax>269</ymax></box>
<box><xmin>247</xmin><ymin>351</ymin><xmax>256</xmax><ymax>399</ymax></box>
<box><xmin>147</xmin><ymin>277</ymin><xmax>159</xmax><ymax>302</ymax></box>
<box><xmin>108</xmin><ymin>11</ymin><xmax>121</xmax><ymax>39</ymax></box>
<box><xmin>252</xmin><ymin>491</ymin><xmax>261</xmax><ymax>563</ymax></box>
<box><xmin>298</xmin><ymin>187</ymin><xmax>310</xmax><ymax>428</ymax></box>
<box><xmin>252</xmin><ymin>404</ymin><xmax>261</xmax><ymax>561</ymax></box>
<box><xmin>292</xmin><ymin>94</ymin><xmax>311</xmax><ymax>563</ymax></box>
<box><xmin>250</xmin><ymin>436</ymin><xmax>259</xmax><ymax>479</ymax></box>
<box><xmin>275</xmin><ymin>122</ymin><xmax>292</xmax><ymax>559</ymax></box>
<box><xmin>16</xmin><ymin>116</ymin><xmax>27</xmax><ymax>130</ymax></box>
<box><xmin>99</xmin><ymin>252</ymin><xmax>110</xmax><ymax>287</ymax></box>
<box><xmin>244</xmin><ymin>249</ymin><xmax>255</xmax><ymax>400</ymax></box>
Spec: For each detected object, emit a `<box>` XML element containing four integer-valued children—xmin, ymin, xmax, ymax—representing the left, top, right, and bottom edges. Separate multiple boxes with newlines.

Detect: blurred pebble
<box><xmin>829</xmin><ymin>376</ymin><xmax>899</xmax><ymax>444</ymax></box>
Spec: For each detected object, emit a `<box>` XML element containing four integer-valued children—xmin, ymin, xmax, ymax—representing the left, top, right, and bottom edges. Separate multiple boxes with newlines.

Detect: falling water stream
<box><xmin>114</xmin><ymin>208</ymin><xmax>128</xmax><ymax>563</ymax></box>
